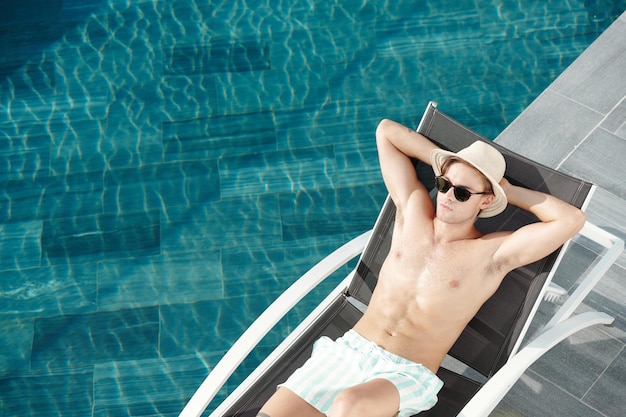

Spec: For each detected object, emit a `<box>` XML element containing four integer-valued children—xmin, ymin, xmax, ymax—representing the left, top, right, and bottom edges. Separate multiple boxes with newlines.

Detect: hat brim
<box><xmin>430</xmin><ymin>149</ymin><xmax>507</xmax><ymax>218</ymax></box>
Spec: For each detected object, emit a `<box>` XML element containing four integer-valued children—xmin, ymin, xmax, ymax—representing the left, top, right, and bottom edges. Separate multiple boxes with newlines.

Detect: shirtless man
<box><xmin>258</xmin><ymin>118</ymin><xmax>585</xmax><ymax>417</ymax></box>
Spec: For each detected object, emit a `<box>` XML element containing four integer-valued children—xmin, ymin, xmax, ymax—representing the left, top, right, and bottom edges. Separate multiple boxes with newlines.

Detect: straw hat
<box><xmin>430</xmin><ymin>141</ymin><xmax>507</xmax><ymax>218</ymax></box>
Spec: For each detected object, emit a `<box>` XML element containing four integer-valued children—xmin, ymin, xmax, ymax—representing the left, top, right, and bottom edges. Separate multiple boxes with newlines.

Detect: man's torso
<box><xmin>353</xmin><ymin>210</ymin><xmax>510</xmax><ymax>372</ymax></box>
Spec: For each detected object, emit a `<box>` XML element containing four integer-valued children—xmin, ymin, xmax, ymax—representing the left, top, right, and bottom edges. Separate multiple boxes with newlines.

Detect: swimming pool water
<box><xmin>1</xmin><ymin>0</ymin><xmax>624</xmax><ymax>415</ymax></box>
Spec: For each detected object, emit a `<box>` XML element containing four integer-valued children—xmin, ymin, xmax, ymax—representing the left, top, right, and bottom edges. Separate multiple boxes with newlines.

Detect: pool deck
<box><xmin>491</xmin><ymin>11</ymin><xmax>626</xmax><ymax>417</ymax></box>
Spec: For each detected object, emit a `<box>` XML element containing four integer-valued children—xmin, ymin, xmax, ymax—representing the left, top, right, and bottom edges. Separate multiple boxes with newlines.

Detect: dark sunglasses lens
<box><xmin>453</xmin><ymin>187</ymin><xmax>472</xmax><ymax>202</ymax></box>
<box><xmin>435</xmin><ymin>177</ymin><xmax>450</xmax><ymax>193</ymax></box>
<box><xmin>436</xmin><ymin>176</ymin><xmax>472</xmax><ymax>202</ymax></box>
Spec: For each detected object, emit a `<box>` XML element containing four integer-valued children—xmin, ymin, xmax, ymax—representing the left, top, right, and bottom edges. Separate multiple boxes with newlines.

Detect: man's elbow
<box><xmin>375</xmin><ymin>118</ymin><xmax>395</xmax><ymax>149</ymax></box>
<box><xmin>376</xmin><ymin>118</ymin><xmax>393</xmax><ymax>139</ymax></box>
<box><xmin>377</xmin><ymin>118</ymin><xmax>393</xmax><ymax>129</ymax></box>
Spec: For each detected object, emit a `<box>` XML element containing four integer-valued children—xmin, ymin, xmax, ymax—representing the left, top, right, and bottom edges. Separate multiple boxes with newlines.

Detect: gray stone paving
<box><xmin>493</xmin><ymin>12</ymin><xmax>626</xmax><ymax>417</ymax></box>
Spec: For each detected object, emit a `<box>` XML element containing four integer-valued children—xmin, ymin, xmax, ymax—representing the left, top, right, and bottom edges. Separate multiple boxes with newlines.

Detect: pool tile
<box><xmin>325</xmin><ymin>60</ymin><xmax>387</xmax><ymax>103</ymax></box>
<box><xmin>161</xmin><ymin>75</ymin><xmax>219</xmax><ymax>120</ymax></box>
<box><xmin>212</xmin><ymin>70</ymin><xmax>282</xmax><ymax>114</ymax></box>
<box><xmin>222</xmin><ymin>234</ymin><xmax>359</xmax><ymax>303</ymax></box>
<box><xmin>160</xmin><ymin>300</ymin><xmax>234</xmax><ymax>357</ymax></box>
<box><xmin>277</xmin><ymin>0</ymin><xmax>346</xmax><ymax>28</ymax></box>
<box><xmin>41</xmin><ymin>210</ymin><xmax>161</xmax><ymax>265</ymax></box>
<box><xmin>215</xmin><ymin>62</ymin><xmax>331</xmax><ymax>112</ymax></box>
<box><xmin>279</xmin><ymin>184</ymin><xmax>385</xmax><ymax>241</ymax></box>
<box><xmin>0</xmin><ymin>178</ymin><xmax>45</xmax><ymax>223</ymax></box>
<box><xmin>486</xmin><ymin>34</ymin><xmax>567</xmax><ymax>122</ymax></box>
<box><xmin>94</xmin><ymin>354</ymin><xmax>219</xmax><ymax>417</ymax></box>
<box><xmin>162</xmin><ymin>111</ymin><xmax>276</xmax><ymax>161</ymax></box>
<box><xmin>220</xmin><ymin>234</ymin><xmax>360</xmax><ymax>339</ymax></box>
<box><xmin>47</xmin><ymin>116</ymin><xmax>107</xmax><ymax>175</ymax></box>
<box><xmin>40</xmin><ymin>171</ymin><xmax>104</xmax><ymax>219</ymax></box>
<box><xmin>161</xmin><ymin>194</ymin><xmax>282</xmax><ymax>254</ymax></box>
<box><xmin>0</xmin><ymin>369</ymin><xmax>93</xmax><ymax>417</ymax></box>
<box><xmin>0</xmin><ymin>220</ymin><xmax>42</xmax><ymax>271</ymax></box>
<box><xmin>0</xmin><ymin>316</ymin><xmax>34</xmax><ymax>373</ymax></box>
<box><xmin>94</xmin><ymin>100</ymin><xmax>164</xmax><ymax>170</ymax></box>
<box><xmin>165</xmin><ymin>38</ymin><xmax>270</xmax><ymax>75</ymax></box>
<box><xmin>104</xmin><ymin>142</ymin><xmax>165</xmax><ymax>172</ymax></box>
<box><xmin>0</xmin><ymin>121</ymin><xmax>51</xmax><ymax>151</ymax></box>
<box><xmin>283</xmin><ymin>256</ymin><xmax>357</xmax><ymax>331</ymax></box>
<box><xmin>333</xmin><ymin>147</ymin><xmax>385</xmax><ymax>189</ymax></box>
<box><xmin>219</xmin><ymin>145</ymin><xmax>337</xmax><ymax>199</ymax></box>
<box><xmin>79</xmin><ymin>14</ymin><xmax>110</xmax><ymax>49</ymax></box>
<box><xmin>103</xmin><ymin>160</ymin><xmax>220</xmax><ymax>214</ymax></box>
<box><xmin>159</xmin><ymin>294</ymin><xmax>286</xmax><ymax>358</ymax></box>
<box><xmin>0</xmin><ymin>171</ymin><xmax>102</xmax><ymax>225</ymax></box>
<box><xmin>0</xmin><ymin>149</ymin><xmax>50</xmax><ymax>181</ymax></box>
<box><xmin>221</xmin><ymin>245</ymin><xmax>295</xmax><ymax>299</ymax></box>
<box><xmin>97</xmin><ymin>251</ymin><xmax>224</xmax><ymax>310</ymax></box>
<box><xmin>273</xmin><ymin>98</ymin><xmax>383</xmax><ymax>151</ymax></box>
<box><xmin>31</xmin><ymin>307</ymin><xmax>159</xmax><ymax>370</ymax></box>
<box><xmin>0</xmin><ymin>121</ymin><xmax>52</xmax><ymax>181</ymax></box>
<box><xmin>271</xmin><ymin>24</ymin><xmax>374</xmax><ymax>71</ymax></box>
<box><xmin>158</xmin><ymin>1</ymin><xmax>215</xmax><ymax>42</ymax></box>
<box><xmin>0</xmin><ymin>264</ymin><xmax>97</xmax><ymax>317</ymax></box>
<box><xmin>272</xmin><ymin>105</ymin><xmax>329</xmax><ymax>150</ymax></box>
<box><xmin>0</xmin><ymin>8</ymin><xmax>63</xmax><ymax>81</ymax></box>
<box><xmin>377</xmin><ymin>13</ymin><xmax>481</xmax><ymax>53</ymax></box>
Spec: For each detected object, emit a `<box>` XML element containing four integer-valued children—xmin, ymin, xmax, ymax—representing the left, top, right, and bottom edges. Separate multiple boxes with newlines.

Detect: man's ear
<box><xmin>479</xmin><ymin>194</ymin><xmax>495</xmax><ymax>210</ymax></box>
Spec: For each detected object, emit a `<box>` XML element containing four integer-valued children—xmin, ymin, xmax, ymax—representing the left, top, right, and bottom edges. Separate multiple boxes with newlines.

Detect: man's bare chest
<box><xmin>385</xmin><ymin>239</ymin><xmax>489</xmax><ymax>292</ymax></box>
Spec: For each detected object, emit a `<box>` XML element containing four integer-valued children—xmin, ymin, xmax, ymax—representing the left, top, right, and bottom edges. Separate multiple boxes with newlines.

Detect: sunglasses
<box><xmin>434</xmin><ymin>176</ymin><xmax>490</xmax><ymax>202</ymax></box>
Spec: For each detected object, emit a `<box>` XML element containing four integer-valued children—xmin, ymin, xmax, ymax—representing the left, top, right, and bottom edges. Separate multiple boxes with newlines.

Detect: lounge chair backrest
<box><xmin>348</xmin><ymin>103</ymin><xmax>593</xmax><ymax>377</ymax></box>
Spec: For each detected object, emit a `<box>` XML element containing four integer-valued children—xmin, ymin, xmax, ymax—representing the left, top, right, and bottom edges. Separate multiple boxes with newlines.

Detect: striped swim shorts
<box><xmin>279</xmin><ymin>330</ymin><xmax>443</xmax><ymax>417</ymax></box>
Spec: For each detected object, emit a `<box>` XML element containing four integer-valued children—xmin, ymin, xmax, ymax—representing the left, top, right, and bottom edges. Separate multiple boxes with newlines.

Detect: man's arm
<box><xmin>375</xmin><ymin>119</ymin><xmax>440</xmax><ymax>208</ymax></box>
<box><xmin>493</xmin><ymin>178</ymin><xmax>586</xmax><ymax>271</ymax></box>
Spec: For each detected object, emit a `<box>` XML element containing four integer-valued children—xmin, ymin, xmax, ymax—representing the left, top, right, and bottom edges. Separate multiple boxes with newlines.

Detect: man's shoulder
<box><xmin>403</xmin><ymin>188</ymin><xmax>436</xmax><ymax>213</ymax></box>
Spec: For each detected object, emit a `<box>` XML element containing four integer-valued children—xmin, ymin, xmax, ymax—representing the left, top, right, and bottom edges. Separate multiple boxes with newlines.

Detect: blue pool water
<box><xmin>1</xmin><ymin>0</ymin><xmax>625</xmax><ymax>416</ymax></box>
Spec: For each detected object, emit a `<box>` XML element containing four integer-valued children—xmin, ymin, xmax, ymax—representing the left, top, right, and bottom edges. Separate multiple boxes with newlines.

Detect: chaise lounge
<box><xmin>180</xmin><ymin>102</ymin><xmax>624</xmax><ymax>417</ymax></box>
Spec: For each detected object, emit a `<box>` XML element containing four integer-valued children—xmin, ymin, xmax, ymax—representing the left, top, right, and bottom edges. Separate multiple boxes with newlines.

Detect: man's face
<box><xmin>436</xmin><ymin>162</ymin><xmax>492</xmax><ymax>223</ymax></box>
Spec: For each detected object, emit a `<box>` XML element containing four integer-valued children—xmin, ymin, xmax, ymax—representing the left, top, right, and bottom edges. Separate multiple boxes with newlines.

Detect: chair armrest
<box><xmin>179</xmin><ymin>230</ymin><xmax>372</xmax><ymax>417</ymax></box>
<box><xmin>457</xmin><ymin>311</ymin><xmax>614</xmax><ymax>417</ymax></box>
<box><xmin>545</xmin><ymin>222</ymin><xmax>624</xmax><ymax>329</ymax></box>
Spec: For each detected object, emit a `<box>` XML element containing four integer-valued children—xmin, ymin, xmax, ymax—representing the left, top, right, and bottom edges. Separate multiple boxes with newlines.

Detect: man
<box><xmin>258</xmin><ymin>118</ymin><xmax>585</xmax><ymax>417</ymax></box>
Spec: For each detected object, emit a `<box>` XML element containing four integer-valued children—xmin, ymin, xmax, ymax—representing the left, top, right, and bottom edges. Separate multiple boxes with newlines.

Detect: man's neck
<box><xmin>433</xmin><ymin>217</ymin><xmax>481</xmax><ymax>243</ymax></box>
